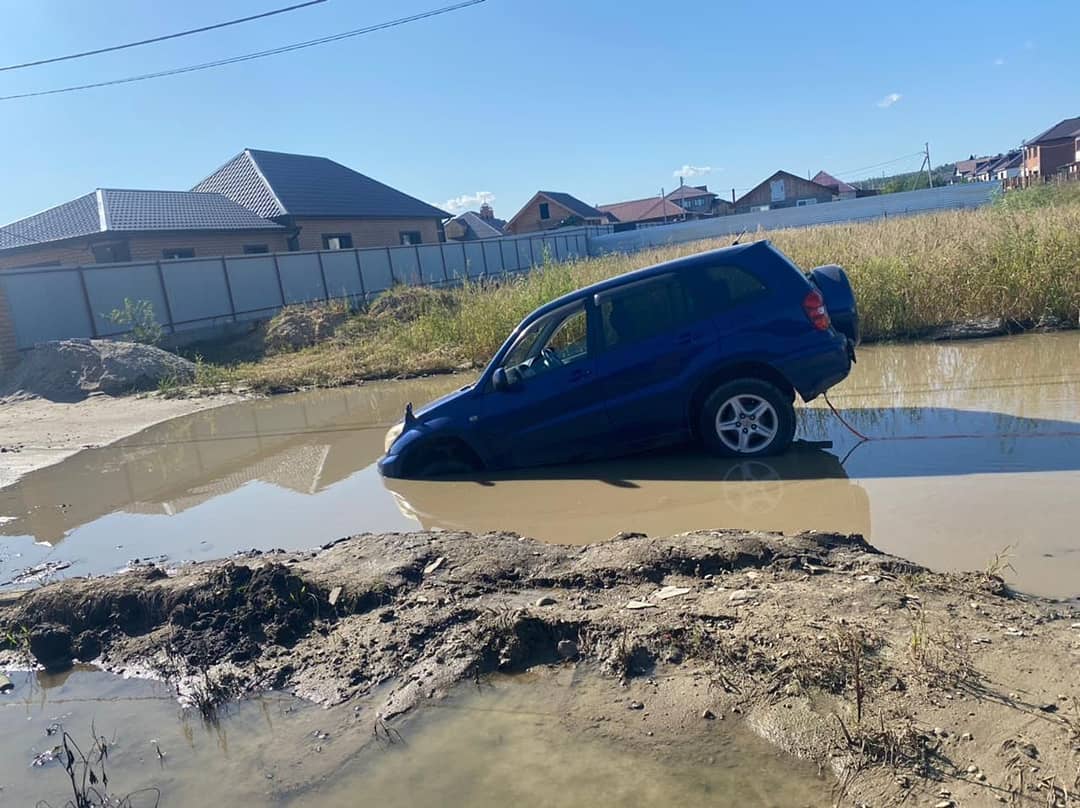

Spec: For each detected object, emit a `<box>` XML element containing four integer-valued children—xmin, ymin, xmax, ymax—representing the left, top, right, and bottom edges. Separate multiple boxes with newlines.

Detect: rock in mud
<box><xmin>28</xmin><ymin>623</ymin><xmax>73</xmax><ymax>671</ymax></box>
<box><xmin>556</xmin><ymin>639</ymin><xmax>579</xmax><ymax>660</ymax></box>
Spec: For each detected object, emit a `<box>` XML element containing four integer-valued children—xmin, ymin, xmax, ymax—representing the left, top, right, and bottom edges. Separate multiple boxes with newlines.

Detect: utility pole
<box><xmin>661</xmin><ymin>187</ymin><xmax>667</xmax><ymax>224</ymax></box>
<box><xmin>925</xmin><ymin>142</ymin><xmax>934</xmax><ymax>188</ymax></box>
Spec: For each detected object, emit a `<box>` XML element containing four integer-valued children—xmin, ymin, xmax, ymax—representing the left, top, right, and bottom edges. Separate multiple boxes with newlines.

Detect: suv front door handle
<box><xmin>676</xmin><ymin>331</ymin><xmax>698</xmax><ymax>345</ymax></box>
<box><xmin>569</xmin><ymin>368</ymin><xmax>592</xmax><ymax>382</ymax></box>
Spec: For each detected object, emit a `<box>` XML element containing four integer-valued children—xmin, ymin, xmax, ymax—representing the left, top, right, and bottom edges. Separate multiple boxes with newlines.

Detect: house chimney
<box><xmin>479</xmin><ymin>203</ymin><xmax>494</xmax><ymax>221</ymax></box>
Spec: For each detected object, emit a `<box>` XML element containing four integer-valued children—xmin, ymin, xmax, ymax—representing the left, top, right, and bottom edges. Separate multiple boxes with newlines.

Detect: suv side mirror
<box><xmin>492</xmin><ymin>367</ymin><xmax>511</xmax><ymax>392</ymax></box>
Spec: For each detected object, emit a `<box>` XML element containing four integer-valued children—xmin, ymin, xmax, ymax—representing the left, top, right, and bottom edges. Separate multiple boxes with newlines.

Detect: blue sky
<box><xmin>0</xmin><ymin>0</ymin><xmax>1075</xmax><ymax>224</ymax></box>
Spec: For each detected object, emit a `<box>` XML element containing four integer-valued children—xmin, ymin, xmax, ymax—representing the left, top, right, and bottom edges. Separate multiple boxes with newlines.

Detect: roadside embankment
<box><xmin>3</xmin><ymin>529</ymin><xmax>1077</xmax><ymax>805</ymax></box>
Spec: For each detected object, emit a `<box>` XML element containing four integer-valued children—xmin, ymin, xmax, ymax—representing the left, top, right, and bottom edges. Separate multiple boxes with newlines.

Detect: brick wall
<box><xmin>0</xmin><ymin>284</ymin><xmax>18</xmax><ymax>371</ymax></box>
<box><xmin>506</xmin><ymin>197</ymin><xmax>579</xmax><ymax>235</ymax></box>
<box><xmin>291</xmin><ymin>217</ymin><xmax>442</xmax><ymax>250</ymax></box>
<box><xmin>0</xmin><ymin>229</ymin><xmax>290</xmax><ymax>270</ymax></box>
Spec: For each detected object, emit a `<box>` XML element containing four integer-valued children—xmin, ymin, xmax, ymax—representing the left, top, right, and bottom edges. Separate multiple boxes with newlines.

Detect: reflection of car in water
<box><xmin>382</xmin><ymin>446</ymin><xmax>872</xmax><ymax>541</ymax></box>
<box><xmin>379</xmin><ymin>241</ymin><xmax>859</xmax><ymax>478</ymax></box>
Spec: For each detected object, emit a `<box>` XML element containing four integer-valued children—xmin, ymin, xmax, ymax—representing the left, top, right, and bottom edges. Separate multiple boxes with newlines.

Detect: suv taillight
<box><xmin>803</xmin><ymin>289</ymin><xmax>831</xmax><ymax>331</ymax></box>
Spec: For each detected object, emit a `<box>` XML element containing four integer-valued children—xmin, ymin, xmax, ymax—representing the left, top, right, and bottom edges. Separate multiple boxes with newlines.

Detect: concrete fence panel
<box><xmin>162</xmin><ymin>258</ymin><xmax>233</xmax><ymax>329</ymax></box>
<box><xmin>417</xmin><ymin>245</ymin><xmax>446</xmax><ymax>284</ymax></box>
<box><xmin>226</xmin><ymin>255</ymin><xmax>283</xmax><ymax>321</ymax></box>
<box><xmin>443</xmin><ymin>242</ymin><xmax>469</xmax><ymax>281</ymax></box>
<box><xmin>358</xmin><ymin>249</ymin><xmax>394</xmax><ymax>294</ymax></box>
<box><xmin>0</xmin><ymin>270</ymin><xmax>94</xmax><ymax>348</ymax></box>
<box><xmin>277</xmin><ymin>253</ymin><xmax>326</xmax><ymax>305</ymax></box>
<box><xmin>389</xmin><ymin>246</ymin><xmax>421</xmax><ymax>285</ymax></box>
<box><xmin>319</xmin><ymin>250</ymin><xmax>364</xmax><ymax>301</ymax></box>
<box><xmin>83</xmin><ymin>263</ymin><xmax>169</xmax><ymax>337</ymax></box>
<box><xmin>463</xmin><ymin>242</ymin><xmax>486</xmax><ymax>278</ymax></box>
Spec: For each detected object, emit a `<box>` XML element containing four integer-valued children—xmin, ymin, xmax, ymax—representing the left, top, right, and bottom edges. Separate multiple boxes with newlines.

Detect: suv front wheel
<box><xmin>699</xmin><ymin>379</ymin><xmax>796</xmax><ymax>457</ymax></box>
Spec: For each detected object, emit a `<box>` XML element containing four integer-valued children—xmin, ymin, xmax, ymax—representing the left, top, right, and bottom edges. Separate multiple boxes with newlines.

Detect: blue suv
<box><xmin>379</xmin><ymin>240</ymin><xmax>858</xmax><ymax>478</ymax></box>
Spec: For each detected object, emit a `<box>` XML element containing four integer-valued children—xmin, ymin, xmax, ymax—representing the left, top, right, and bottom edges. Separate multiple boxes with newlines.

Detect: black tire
<box><xmin>699</xmin><ymin>378</ymin><xmax>795</xmax><ymax>458</ymax></box>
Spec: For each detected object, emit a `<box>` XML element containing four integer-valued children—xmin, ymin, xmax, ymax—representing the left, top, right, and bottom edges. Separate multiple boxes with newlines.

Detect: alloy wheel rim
<box><xmin>715</xmin><ymin>394</ymin><xmax>779</xmax><ymax>453</ymax></box>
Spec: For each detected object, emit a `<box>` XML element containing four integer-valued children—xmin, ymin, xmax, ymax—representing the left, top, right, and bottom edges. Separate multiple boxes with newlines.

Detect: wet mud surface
<box><xmin>3</xmin><ymin>529</ymin><xmax>1078</xmax><ymax>805</ymax></box>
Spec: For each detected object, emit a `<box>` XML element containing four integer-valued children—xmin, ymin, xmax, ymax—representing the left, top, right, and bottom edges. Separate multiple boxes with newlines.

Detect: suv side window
<box><xmin>501</xmin><ymin>303</ymin><xmax>590</xmax><ymax>381</ymax></box>
<box><xmin>598</xmin><ymin>275</ymin><xmax>687</xmax><ymax>350</ymax></box>
<box><xmin>686</xmin><ymin>264</ymin><xmax>769</xmax><ymax>318</ymax></box>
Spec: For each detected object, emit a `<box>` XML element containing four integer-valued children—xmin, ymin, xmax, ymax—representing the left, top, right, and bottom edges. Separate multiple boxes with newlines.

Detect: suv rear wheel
<box><xmin>699</xmin><ymin>379</ymin><xmax>795</xmax><ymax>457</ymax></box>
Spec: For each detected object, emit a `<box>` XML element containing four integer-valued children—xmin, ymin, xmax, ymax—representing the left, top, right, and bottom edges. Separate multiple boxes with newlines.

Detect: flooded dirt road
<box><xmin>0</xmin><ymin>668</ymin><xmax>829</xmax><ymax>807</ymax></box>
<box><xmin>1</xmin><ymin>332</ymin><xmax>1077</xmax><ymax>597</ymax></box>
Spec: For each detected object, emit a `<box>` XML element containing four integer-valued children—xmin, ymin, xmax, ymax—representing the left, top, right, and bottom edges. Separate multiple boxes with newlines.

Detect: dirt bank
<box><xmin>2</xmin><ymin>529</ymin><xmax>1078</xmax><ymax>806</ymax></box>
<box><xmin>0</xmin><ymin>392</ymin><xmax>241</xmax><ymax>487</ymax></box>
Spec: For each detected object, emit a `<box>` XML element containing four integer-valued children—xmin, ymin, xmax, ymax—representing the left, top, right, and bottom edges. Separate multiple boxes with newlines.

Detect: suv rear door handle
<box><xmin>569</xmin><ymin>368</ymin><xmax>592</xmax><ymax>382</ymax></box>
<box><xmin>676</xmin><ymin>331</ymin><xmax>698</xmax><ymax>345</ymax></box>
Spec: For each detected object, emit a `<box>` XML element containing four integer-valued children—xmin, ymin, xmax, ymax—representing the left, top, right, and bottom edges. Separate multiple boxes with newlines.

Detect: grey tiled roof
<box><xmin>0</xmin><ymin>192</ymin><xmax>100</xmax><ymax>249</ymax></box>
<box><xmin>0</xmin><ymin>189</ymin><xmax>282</xmax><ymax>250</ymax></box>
<box><xmin>539</xmin><ymin>191</ymin><xmax>605</xmax><ymax>220</ymax></box>
<box><xmin>1026</xmin><ymin>117</ymin><xmax>1080</xmax><ymax>144</ymax></box>
<box><xmin>194</xmin><ymin>149</ymin><xmax>450</xmax><ymax>220</ymax></box>
<box><xmin>452</xmin><ymin>210</ymin><xmax>504</xmax><ymax>238</ymax></box>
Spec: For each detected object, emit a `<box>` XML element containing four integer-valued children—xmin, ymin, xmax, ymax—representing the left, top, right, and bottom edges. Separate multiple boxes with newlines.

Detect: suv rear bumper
<box><xmin>778</xmin><ymin>335</ymin><xmax>853</xmax><ymax>401</ymax></box>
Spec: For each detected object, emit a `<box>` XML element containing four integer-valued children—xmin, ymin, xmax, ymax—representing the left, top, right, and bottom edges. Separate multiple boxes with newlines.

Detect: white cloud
<box><xmin>1023</xmin><ymin>39</ymin><xmax>1034</xmax><ymax>49</ymax></box>
<box><xmin>439</xmin><ymin>190</ymin><xmax>495</xmax><ymax>214</ymax></box>
<box><xmin>673</xmin><ymin>164</ymin><xmax>713</xmax><ymax>179</ymax></box>
<box><xmin>876</xmin><ymin>92</ymin><xmax>902</xmax><ymax>109</ymax></box>
<box><xmin>994</xmin><ymin>57</ymin><xmax>1005</xmax><ymax>66</ymax></box>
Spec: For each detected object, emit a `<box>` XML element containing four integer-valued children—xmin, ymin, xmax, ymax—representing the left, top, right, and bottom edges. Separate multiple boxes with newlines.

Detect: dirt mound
<box><xmin>264</xmin><ymin>304</ymin><xmax>350</xmax><ymax>354</ymax></box>
<box><xmin>367</xmin><ymin>286</ymin><xmax>457</xmax><ymax>323</ymax></box>
<box><xmin>0</xmin><ymin>339</ymin><xmax>195</xmax><ymax>401</ymax></box>
<box><xmin>3</xmin><ymin>529</ymin><xmax>1078</xmax><ymax>807</ymax></box>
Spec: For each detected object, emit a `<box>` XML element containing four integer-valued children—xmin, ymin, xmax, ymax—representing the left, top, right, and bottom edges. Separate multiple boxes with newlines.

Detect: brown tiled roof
<box><xmin>1025</xmin><ymin>117</ymin><xmax>1080</xmax><ymax>145</ymax></box>
<box><xmin>811</xmin><ymin>170</ymin><xmax>855</xmax><ymax>194</ymax></box>
<box><xmin>597</xmin><ymin>196</ymin><xmax>687</xmax><ymax>223</ymax></box>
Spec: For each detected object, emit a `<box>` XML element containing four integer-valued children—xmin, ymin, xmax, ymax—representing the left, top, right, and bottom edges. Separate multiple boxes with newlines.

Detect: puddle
<box><xmin>1</xmin><ymin>332</ymin><xmax>1078</xmax><ymax>597</ymax></box>
<box><xmin>0</xmin><ymin>668</ymin><xmax>829</xmax><ymax>807</ymax></box>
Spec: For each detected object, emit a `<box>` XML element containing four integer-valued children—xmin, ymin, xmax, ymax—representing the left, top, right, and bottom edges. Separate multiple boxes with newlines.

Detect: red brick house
<box><xmin>504</xmin><ymin>192</ymin><xmax>608</xmax><ymax>235</ymax></box>
<box><xmin>1021</xmin><ymin>117</ymin><xmax>1080</xmax><ymax>181</ymax></box>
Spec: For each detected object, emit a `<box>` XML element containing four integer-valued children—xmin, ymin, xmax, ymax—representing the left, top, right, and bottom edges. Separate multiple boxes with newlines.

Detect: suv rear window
<box><xmin>598</xmin><ymin>275</ymin><xmax>687</xmax><ymax>349</ymax></box>
<box><xmin>686</xmin><ymin>264</ymin><xmax>769</xmax><ymax>318</ymax></box>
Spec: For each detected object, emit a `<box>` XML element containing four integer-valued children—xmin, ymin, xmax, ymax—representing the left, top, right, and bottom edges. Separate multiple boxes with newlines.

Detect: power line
<box><xmin>0</xmin><ymin>1</ymin><xmax>328</xmax><ymax>73</ymax></box>
<box><xmin>831</xmin><ymin>151</ymin><xmax>926</xmax><ymax>180</ymax></box>
<box><xmin>0</xmin><ymin>0</ymin><xmax>486</xmax><ymax>102</ymax></box>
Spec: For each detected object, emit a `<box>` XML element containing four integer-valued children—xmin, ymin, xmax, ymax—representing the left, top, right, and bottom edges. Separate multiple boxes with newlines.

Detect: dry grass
<box><xmin>201</xmin><ymin>186</ymin><xmax>1080</xmax><ymax>392</ymax></box>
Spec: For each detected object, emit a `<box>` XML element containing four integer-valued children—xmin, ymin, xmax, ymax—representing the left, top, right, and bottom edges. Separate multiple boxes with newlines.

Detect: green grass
<box><xmin>202</xmin><ymin>183</ymin><xmax>1080</xmax><ymax>393</ymax></box>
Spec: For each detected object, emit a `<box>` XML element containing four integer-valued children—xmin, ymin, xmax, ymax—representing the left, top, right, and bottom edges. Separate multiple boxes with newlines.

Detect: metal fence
<box><xmin>588</xmin><ymin>182</ymin><xmax>1000</xmax><ymax>254</ymax></box>
<box><xmin>0</xmin><ymin>227</ymin><xmax>605</xmax><ymax>350</ymax></box>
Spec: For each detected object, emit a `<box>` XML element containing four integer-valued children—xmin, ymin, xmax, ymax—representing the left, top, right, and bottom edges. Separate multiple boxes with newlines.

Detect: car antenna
<box><xmin>404</xmin><ymin>402</ymin><xmax>416</xmax><ymax>426</ymax></box>
<box><xmin>730</xmin><ymin>230</ymin><xmax>747</xmax><ymax>245</ymax></box>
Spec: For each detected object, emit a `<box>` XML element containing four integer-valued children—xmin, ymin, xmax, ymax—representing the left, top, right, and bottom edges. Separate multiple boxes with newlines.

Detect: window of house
<box><xmin>243</xmin><ymin>244</ymin><xmax>269</xmax><ymax>254</ymax></box>
<box><xmin>597</xmin><ymin>275</ymin><xmax>687</xmax><ymax>350</ymax></box>
<box><xmin>91</xmin><ymin>241</ymin><xmax>131</xmax><ymax>263</ymax></box>
<box><xmin>750</xmin><ymin>204</ymin><xmax>770</xmax><ymax>212</ymax></box>
<box><xmin>685</xmin><ymin>264</ymin><xmax>769</xmax><ymax>318</ymax></box>
<box><xmin>322</xmin><ymin>233</ymin><xmax>353</xmax><ymax>250</ymax></box>
<box><xmin>539</xmin><ymin>202</ymin><xmax>551</xmax><ymax>220</ymax></box>
<box><xmin>399</xmin><ymin>231</ymin><xmax>423</xmax><ymax>246</ymax></box>
<box><xmin>162</xmin><ymin>248</ymin><xmax>195</xmax><ymax>259</ymax></box>
<box><xmin>796</xmin><ymin>198</ymin><xmax>817</xmax><ymax>207</ymax></box>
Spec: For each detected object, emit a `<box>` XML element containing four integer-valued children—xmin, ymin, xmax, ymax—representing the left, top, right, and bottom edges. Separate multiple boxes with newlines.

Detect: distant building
<box><xmin>1021</xmin><ymin>117</ymin><xmax>1080</xmax><ymax>181</ymax></box>
<box><xmin>810</xmin><ymin>170</ymin><xmax>878</xmax><ymax>200</ymax></box>
<box><xmin>596</xmin><ymin>196</ymin><xmax>688</xmax><ymax>227</ymax></box>
<box><xmin>665</xmin><ymin>184</ymin><xmax>733</xmax><ymax>217</ymax></box>
<box><xmin>975</xmin><ymin>151</ymin><xmax>1022</xmax><ymax>182</ymax></box>
<box><xmin>733</xmin><ymin>171</ymin><xmax>834</xmax><ymax>214</ymax></box>
<box><xmin>445</xmin><ymin>204</ymin><xmax>506</xmax><ymax>241</ymax></box>
<box><xmin>504</xmin><ymin>191</ymin><xmax>608</xmax><ymax>235</ymax></box>
<box><xmin>954</xmin><ymin>156</ymin><xmax>996</xmax><ymax>182</ymax></box>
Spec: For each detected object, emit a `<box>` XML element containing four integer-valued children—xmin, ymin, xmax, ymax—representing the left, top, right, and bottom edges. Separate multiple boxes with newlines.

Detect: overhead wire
<box><xmin>0</xmin><ymin>1</ymin><xmax>328</xmax><ymax>73</ymax></box>
<box><xmin>0</xmin><ymin>0</ymin><xmax>486</xmax><ymax>102</ymax></box>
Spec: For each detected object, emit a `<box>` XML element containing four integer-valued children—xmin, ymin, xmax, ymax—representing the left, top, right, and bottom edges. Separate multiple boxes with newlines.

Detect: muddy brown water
<box><xmin>0</xmin><ymin>668</ymin><xmax>829</xmax><ymax>806</ymax></box>
<box><xmin>1</xmin><ymin>332</ymin><xmax>1078</xmax><ymax>597</ymax></box>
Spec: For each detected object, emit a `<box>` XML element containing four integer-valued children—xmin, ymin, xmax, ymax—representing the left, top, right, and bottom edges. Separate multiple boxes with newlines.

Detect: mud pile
<box><xmin>2</xmin><ymin>529</ymin><xmax>1078</xmax><ymax>806</ymax></box>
